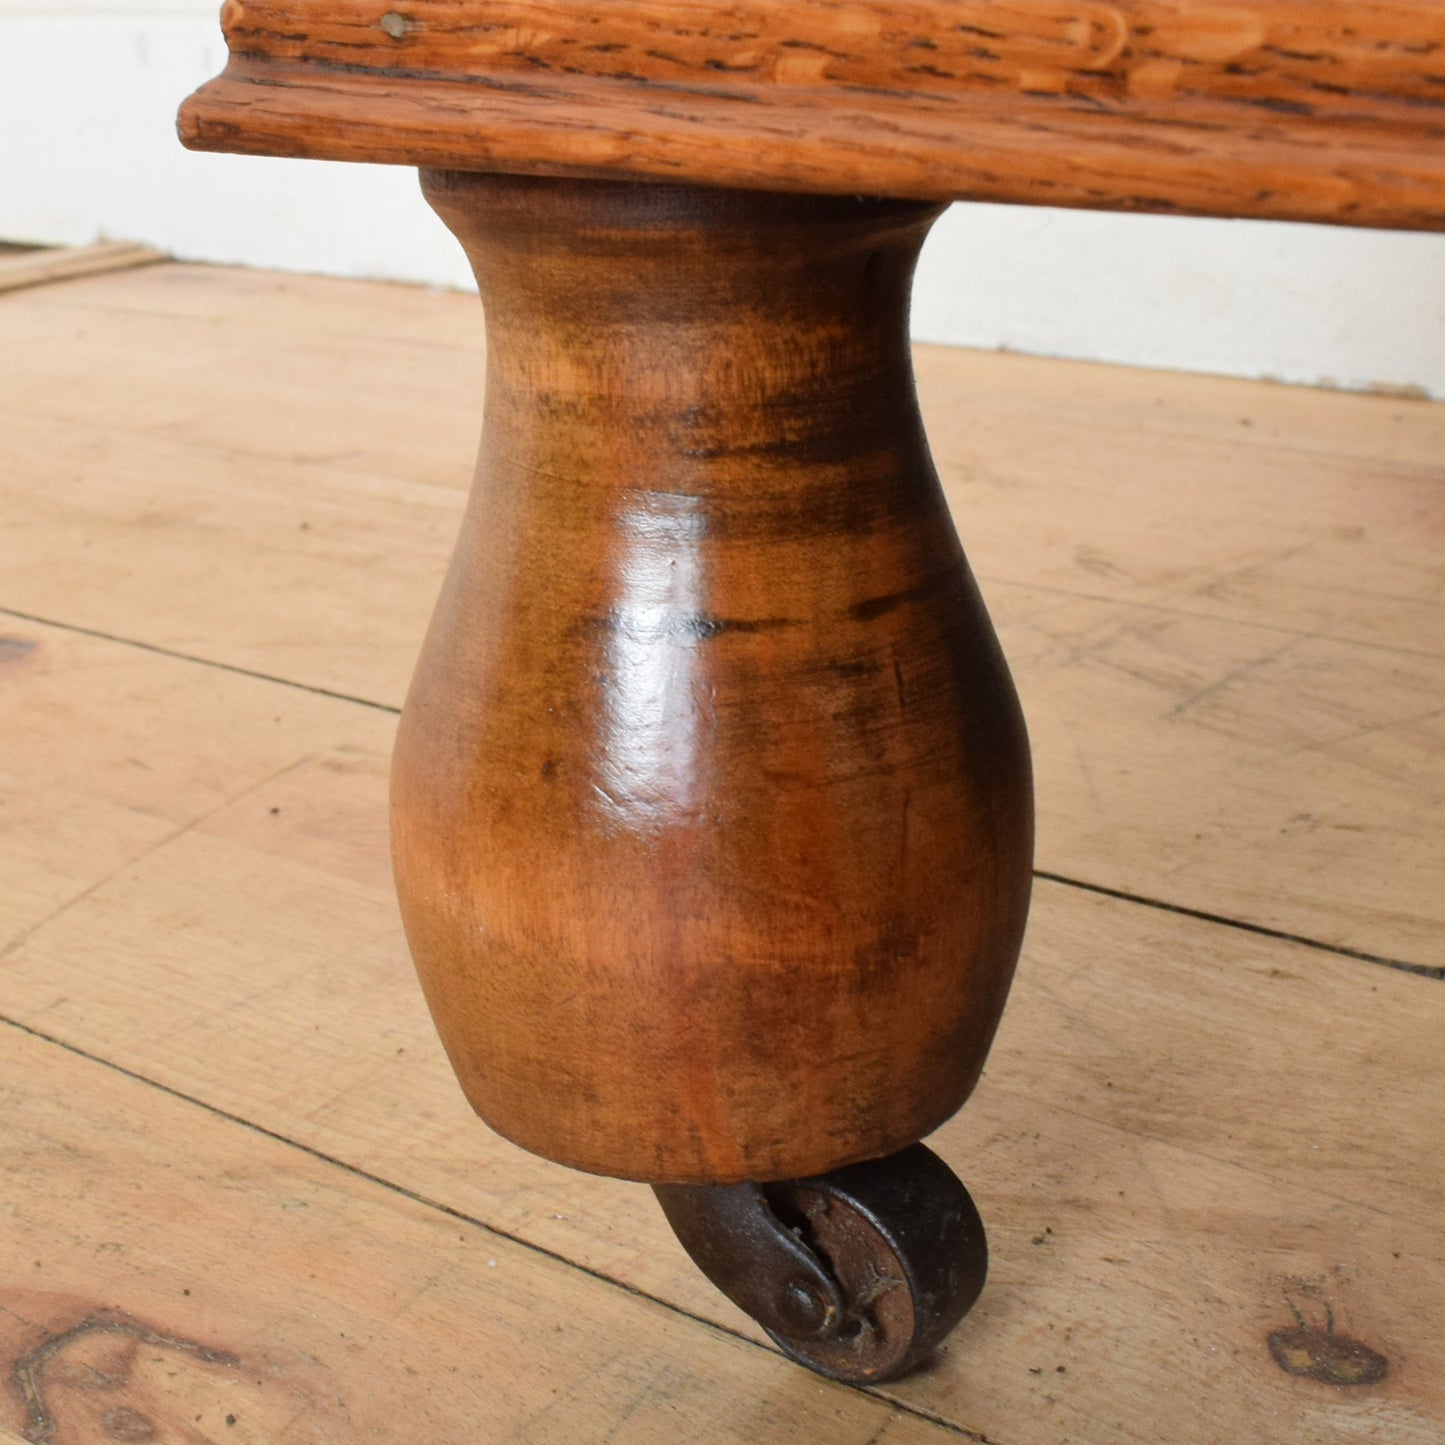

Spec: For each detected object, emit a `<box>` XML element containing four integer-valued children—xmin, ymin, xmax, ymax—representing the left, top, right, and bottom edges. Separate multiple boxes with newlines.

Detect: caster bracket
<box><xmin>652</xmin><ymin>1181</ymin><xmax>846</xmax><ymax>1341</ymax></box>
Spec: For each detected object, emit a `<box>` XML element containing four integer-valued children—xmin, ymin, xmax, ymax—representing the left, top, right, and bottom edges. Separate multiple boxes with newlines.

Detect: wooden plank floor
<box><xmin>1</xmin><ymin>262</ymin><xmax>1441</xmax><ymax>1444</ymax></box>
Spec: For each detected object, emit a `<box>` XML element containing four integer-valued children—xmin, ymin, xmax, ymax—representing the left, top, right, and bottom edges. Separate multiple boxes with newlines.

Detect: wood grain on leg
<box><xmin>391</xmin><ymin>174</ymin><xmax>1033</xmax><ymax>1183</ymax></box>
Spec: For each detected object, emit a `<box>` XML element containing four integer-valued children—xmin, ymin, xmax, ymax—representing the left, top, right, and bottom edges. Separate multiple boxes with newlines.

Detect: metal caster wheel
<box><xmin>653</xmin><ymin>1142</ymin><xmax>987</xmax><ymax>1384</ymax></box>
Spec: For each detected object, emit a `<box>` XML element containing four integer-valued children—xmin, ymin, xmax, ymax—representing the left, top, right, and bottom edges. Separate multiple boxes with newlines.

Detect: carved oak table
<box><xmin>179</xmin><ymin>0</ymin><xmax>1445</xmax><ymax>1384</ymax></box>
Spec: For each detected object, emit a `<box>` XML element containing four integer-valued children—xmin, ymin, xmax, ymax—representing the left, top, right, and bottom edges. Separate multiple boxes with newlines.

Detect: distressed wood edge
<box><xmin>178</xmin><ymin>60</ymin><xmax>1445</xmax><ymax>230</ymax></box>
<box><xmin>217</xmin><ymin>0</ymin><xmax>1445</xmax><ymax>116</ymax></box>
<box><xmin>0</xmin><ymin>242</ymin><xmax>168</xmax><ymax>296</ymax></box>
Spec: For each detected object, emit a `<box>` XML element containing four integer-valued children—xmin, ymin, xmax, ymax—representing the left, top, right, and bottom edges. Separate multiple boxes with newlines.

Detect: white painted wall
<box><xmin>0</xmin><ymin>4</ymin><xmax>474</xmax><ymax>288</ymax></box>
<box><xmin>915</xmin><ymin>206</ymin><xmax>1445</xmax><ymax>398</ymax></box>
<box><xmin>4</xmin><ymin>2</ymin><xmax>1443</xmax><ymax>397</ymax></box>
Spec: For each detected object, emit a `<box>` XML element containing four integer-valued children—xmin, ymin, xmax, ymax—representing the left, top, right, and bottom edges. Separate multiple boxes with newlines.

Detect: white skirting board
<box><xmin>3</xmin><ymin>6</ymin><xmax>1442</xmax><ymax>399</ymax></box>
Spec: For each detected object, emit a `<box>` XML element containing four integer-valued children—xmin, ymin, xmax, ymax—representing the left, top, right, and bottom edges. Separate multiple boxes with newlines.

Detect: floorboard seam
<box><xmin>0</xmin><ymin>606</ymin><xmax>401</xmax><ymax>714</ymax></box>
<box><xmin>0</xmin><ymin>1011</ymin><xmax>987</xmax><ymax>1440</ymax></box>
<box><xmin>5</xmin><ymin>603</ymin><xmax>1431</xmax><ymax>983</ymax></box>
<box><xmin>1034</xmin><ymin>870</ymin><xmax>1442</xmax><ymax>980</ymax></box>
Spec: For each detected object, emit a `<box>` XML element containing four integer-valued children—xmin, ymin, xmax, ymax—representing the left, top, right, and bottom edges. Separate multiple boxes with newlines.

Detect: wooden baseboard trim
<box><xmin>0</xmin><ymin>240</ymin><xmax>167</xmax><ymax>296</ymax></box>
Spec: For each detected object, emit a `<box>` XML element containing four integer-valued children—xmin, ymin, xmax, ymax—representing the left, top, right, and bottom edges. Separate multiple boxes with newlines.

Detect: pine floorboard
<box><xmin>1</xmin><ymin>261</ymin><xmax>1441</xmax><ymax>1443</ymax></box>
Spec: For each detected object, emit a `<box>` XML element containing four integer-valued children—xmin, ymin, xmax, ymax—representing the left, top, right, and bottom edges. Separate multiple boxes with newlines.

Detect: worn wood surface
<box><xmin>2</xmin><ymin>618</ymin><xmax>1441</xmax><ymax>1442</ymax></box>
<box><xmin>1</xmin><ymin>263</ymin><xmax>1442</xmax><ymax>1441</ymax></box>
<box><xmin>0</xmin><ymin>1023</ymin><xmax>936</xmax><ymax>1445</ymax></box>
<box><xmin>4</xmin><ymin>261</ymin><xmax>1445</xmax><ymax>1442</ymax></box>
<box><xmin>2</xmin><ymin>264</ymin><xmax>1440</xmax><ymax>968</ymax></box>
<box><xmin>178</xmin><ymin>0</ymin><xmax>1445</xmax><ymax>228</ymax></box>
<box><xmin>5</xmin><ymin>260</ymin><xmax>1439</xmax><ymax>1433</ymax></box>
<box><xmin>392</xmin><ymin>174</ymin><xmax>1031</xmax><ymax>1182</ymax></box>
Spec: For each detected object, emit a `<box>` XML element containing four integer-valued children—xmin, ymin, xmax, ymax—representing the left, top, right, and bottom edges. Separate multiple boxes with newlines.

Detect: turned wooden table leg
<box><xmin>389</xmin><ymin>172</ymin><xmax>1033</xmax><ymax>1382</ymax></box>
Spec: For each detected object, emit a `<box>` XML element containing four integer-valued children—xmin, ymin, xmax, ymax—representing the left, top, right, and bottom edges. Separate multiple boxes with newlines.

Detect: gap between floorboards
<box><xmin>3</xmin><ymin>602</ymin><xmax>1433</xmax><ymax>982</ymax></box>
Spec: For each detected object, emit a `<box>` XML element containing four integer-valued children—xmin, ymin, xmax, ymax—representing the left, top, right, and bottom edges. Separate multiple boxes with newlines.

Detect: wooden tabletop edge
<box><xmin>178</xmin><ymin>59</ymin><xmax>1445</xmax><ymax>229</ymax></box>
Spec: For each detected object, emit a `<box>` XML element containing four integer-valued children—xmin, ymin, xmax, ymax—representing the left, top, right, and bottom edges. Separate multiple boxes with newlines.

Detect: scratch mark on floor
<box><xmin>1283</xmin><ymin>704</ymin><xmax>1445</xmax><ymax>758</ymax></box>
<box><xmin>0</xmin><ymin>755</ymin><xmax>315</xmax><ymax>962</ymax></box>
<box><xmin>1163</xmin><ymin>638</ymin><xmax>1299</xmax><ymax>720</ymax></box>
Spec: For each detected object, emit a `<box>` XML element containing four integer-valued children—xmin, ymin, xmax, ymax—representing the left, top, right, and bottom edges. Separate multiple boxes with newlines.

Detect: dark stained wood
<box><xmin>177</xmin><ymin>1</ymin><xmax>1445</xmax><ymax>228</ymax></box>
<box><xmin>389</xmin><ymin>174</ymin><xmax>1034</xmax><ymax>1184</ymax></box>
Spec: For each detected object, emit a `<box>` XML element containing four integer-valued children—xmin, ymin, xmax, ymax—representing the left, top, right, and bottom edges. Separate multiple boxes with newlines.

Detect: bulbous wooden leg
<box><xmin>390</xmin><ymin>171</ymin><xmax>1032</xmax><ymax>1374</ymax></box>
